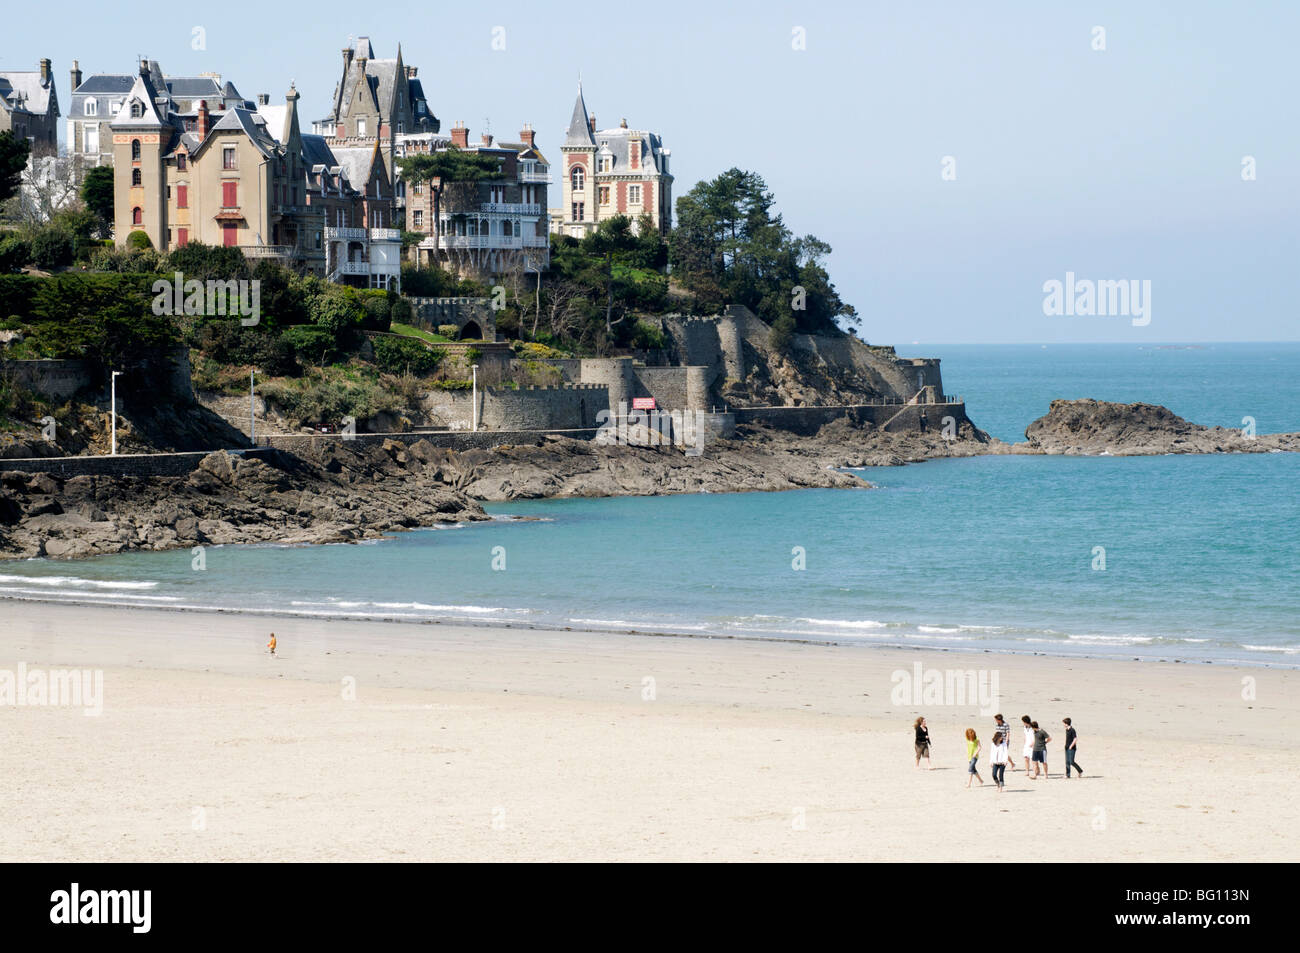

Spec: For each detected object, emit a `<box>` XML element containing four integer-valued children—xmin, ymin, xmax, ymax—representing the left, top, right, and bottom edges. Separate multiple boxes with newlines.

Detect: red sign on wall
<box><xmin>632</xmin><ymin>397</ymin><xmax>656</xmax><ymax>410</ymax></box>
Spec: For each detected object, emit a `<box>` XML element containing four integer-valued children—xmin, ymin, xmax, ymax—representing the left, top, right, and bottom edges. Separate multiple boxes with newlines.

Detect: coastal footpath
<box><xmin>1</xmin><ymin>399</ymin><xmax>1296</xmax><ymax>561</ymax></box>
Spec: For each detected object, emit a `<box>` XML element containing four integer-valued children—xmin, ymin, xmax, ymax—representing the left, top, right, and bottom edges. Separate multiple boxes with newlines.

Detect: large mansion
<box><xmin>110</xmin><ymin>60</ymin><xmax>400</xmax><ymax>289</ymax></box>
<box><xmin>555</xmin><ymin>86</ymin><xmax>672</xmax><ymax>238</ymax></box>
<box><xmin>400</xmin><ymin>121</ymin><xmax>551</xmax><ymax>276</ymax></box>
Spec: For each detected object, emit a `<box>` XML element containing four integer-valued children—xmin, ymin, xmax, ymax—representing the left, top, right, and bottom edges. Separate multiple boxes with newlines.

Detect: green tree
<box><xmin>583</xmin><ymin>216</ymin><xmax>641</xmax><ymax>334</ymax></box>
<box><xmin>80</xmin><ymin>165</ymin><xmax>115</xmax><ymax>238</ymax></box>
<box><xmin>669</xmin><ymin>168</ymin><xmax>858</xmax><ymax>335</ymax></box>
<box><xmin>397</xmin><ymin>148</ymin><xmax>504</xmax><ymax>267</ymax></box>
<box><xmin>0</xmin><ymin>131</ymin><xmax>30</xmax><ymax>205</ymax></box>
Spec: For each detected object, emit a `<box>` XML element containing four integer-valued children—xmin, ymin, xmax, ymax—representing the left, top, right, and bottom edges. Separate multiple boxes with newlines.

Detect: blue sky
<box><xmin>7</xmin><ymin>1</ymin><xmax>1297</xmax><ymax>343</ymax></box>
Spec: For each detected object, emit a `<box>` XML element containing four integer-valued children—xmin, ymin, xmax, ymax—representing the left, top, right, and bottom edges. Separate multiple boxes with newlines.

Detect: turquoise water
<box><xmin>2</xmin><ymin>344</ymin><xmax>1297</xmax><ymax>665</ymax></box>
<box><xmin>931</xmin><ymin>342</ymin><xmax>1300</xmax><ymax>443</ymax></box>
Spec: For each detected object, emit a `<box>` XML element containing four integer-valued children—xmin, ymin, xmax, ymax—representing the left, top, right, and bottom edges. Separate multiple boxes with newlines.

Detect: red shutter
<box><xmin>176</xmin><ymin>185</ymin><xmax>188</xmax><ymax>209</ymax></box>
<box><xmin>222</xmin><ymin>223</ymin><xmax>237</xmax><ymax>247</ymax></box>
<box><xmin>177</xmin><ymin>228</ymin><xmax>189</xmax><ymax>247</ymax></box>
<box><xmin>222</xmin><ymin>181</ymin><xmax>237</xmax><ymax>207</ymax></box>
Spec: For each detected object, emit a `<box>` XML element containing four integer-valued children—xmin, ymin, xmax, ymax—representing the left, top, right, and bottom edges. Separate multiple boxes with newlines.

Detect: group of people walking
<box><xmin>913</xmin><ymin>713</ymin><xmax>1083</xmax><ymax>791</ymax></box>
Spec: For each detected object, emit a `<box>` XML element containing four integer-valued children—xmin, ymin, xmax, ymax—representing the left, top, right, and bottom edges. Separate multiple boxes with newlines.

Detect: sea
<box><xmin>3</xmin><ymin>343</ymin><xmax>1297</xmax><ymax>666</ymax></box>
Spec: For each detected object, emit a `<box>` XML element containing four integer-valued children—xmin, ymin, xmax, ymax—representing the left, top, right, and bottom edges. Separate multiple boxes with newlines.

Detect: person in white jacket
<box><xmin>991</xmin><ymin>731</ymin><xmax>1009</xmax><ymax>792</ymax></box>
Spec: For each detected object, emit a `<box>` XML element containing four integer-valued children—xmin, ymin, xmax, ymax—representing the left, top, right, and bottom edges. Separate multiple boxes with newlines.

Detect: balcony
<box><xmin>437</xmin><ymin>234</ymin><xmax>523</xmax><ymax>250</ymax></box>
<box><xmin>521</xmin><ymin>235</ymin><xmax>550</xmax><ymax>248</ymax></box>
<box><xmin>334</xmin><ymin>261</ymin><xmax>369</xmax><ymax>276</ymax></box>
<box><xmin>518</xmin><ymin>170</ymin><xmax>550</xmax><ymax>184</ymax></box>
<box><xmin>369</xmin><ymin>227</ymin><xmax>402</xmax><ymax>242</ymax></box>
<box><xmin>479</xmin><ymin>202</ymin><xmax>542</xmax><ymax>216</ymax></box>
<box><xmin>324</xmin><ymin>226</ymin><xmax>366</xmax><ymax>241</ymax></box>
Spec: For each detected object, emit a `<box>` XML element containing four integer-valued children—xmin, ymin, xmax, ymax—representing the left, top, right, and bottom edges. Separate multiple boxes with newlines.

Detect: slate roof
<box><xmin>0</xmin><ymin>70</ymin><xmax>57</xmax><ymax>116</ymax></box>
<box><xmin>592</xmin><ymin>127</ymin><xmax>668</xmax><ymax>175</ymax></box>
<box><xmin>331</xmin><ymin>144</ymin><xmax>378</xmax><ymax>194</ymax></box>
<box><xmin>73</xmin><ymin>74</ymin><xmax>134</xmax><ymax>95</ymax></box>
<box><xmin>206</xmin><ymin>107</ymin><xmax>280</xmax><ymax>158</ymax></box>
<box><xmin>167</xmin><ymin>76</ymin><xmax>223</xmax><ymax>99</ymax></box>
<box><xmin>564</xmin><ymin>88</ymin><xmax>594</xmax><ymax>146</ymax></box>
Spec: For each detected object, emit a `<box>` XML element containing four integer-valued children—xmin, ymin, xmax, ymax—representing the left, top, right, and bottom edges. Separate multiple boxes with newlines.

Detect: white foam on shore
<box><xmin>794</xmin><ymin>618</ymin><xmax>888</xmax><ymax>629</ymax></box>
<box><xmin>0</xmin><ymin>574</ymin><xmax>157</xmax><ymax>590</ymax></box>
<box><xmin>0</xmin><ymin>586</ymin><xmax>180</xmax><ymax>602</ymax></box>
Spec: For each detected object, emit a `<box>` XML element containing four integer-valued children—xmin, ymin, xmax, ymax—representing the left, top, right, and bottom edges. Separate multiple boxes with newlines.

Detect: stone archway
<box><xmin>458</xmin><ymin>321</ymin><xmax>482</xmax><ymax>340</ymax></box>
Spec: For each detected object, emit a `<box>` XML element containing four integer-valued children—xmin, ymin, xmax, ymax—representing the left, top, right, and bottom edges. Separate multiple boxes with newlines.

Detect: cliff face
<box><xmin>657</xmin><ymin>307</ymin><xmax>946</xmax><ymax>408</ymax></box>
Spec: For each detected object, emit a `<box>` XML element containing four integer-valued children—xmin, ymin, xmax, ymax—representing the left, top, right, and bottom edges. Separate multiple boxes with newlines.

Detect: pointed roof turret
<box><xmin>564</xmin><ymin>85</ymin><xmax>594</xmax><ymax>146</ymax></box>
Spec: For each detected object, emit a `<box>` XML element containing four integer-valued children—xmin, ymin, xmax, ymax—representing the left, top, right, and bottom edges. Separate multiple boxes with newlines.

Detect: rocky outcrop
<box><xmin>0</xmin><ymin>442</ymin><xmax>487</xmax><ymax>561</ymax></box>
<box><xmin>1014</xmin><ymin>399</ymin><xmax>1299</xmax><ymax>456</ymax></box>
<box><xmin>434</xmin><ymin>433</ymin><xmax>871</xmax><ymax>501</ymax></box>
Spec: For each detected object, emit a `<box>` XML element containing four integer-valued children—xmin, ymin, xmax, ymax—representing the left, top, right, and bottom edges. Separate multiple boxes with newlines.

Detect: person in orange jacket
<box><xmin>267</xmin><ymin>633</ymin><xmax>277</xmax><ymax>657</ymax></box>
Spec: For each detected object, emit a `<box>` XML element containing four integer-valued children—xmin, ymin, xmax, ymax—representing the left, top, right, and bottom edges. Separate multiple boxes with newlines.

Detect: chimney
<box><xmin>343</xmin><ymin>46</ymin><xmax>354</xmax><ymax>71</ymax></box>
<box><xmin>39</xmin><ymin>58</ymin><xmax>51</xmax><ymax>86</ymax></box>
<box><xmin>257</xmin><ymin>93</ymin><xmax>269</xmax><ymax>106</ymax></box>
<box><xmin>140</xmin><ymin>58</ymin><xmax>150</xmax><ymax>78</ymax></box>
<box><xmin>406</xmin><ymin>66</ymin><xmax>417</xmax><ymax>78</ymax></box>
<box><xmin>519</xmin><ymin>123</ymin><xmax>535</xmax><ymax>148</ymax></box>
<box><xmin>588</xmin><ymin>114</ymin><xmax>596</xmax><ymax>135</ymax></box>
<box><xmin>70</xmin><ymin>60</ymin><xmax>82</xmax><ymax>92</ymax></box>
<box><xmin>450</xmin><ymin>120</ymin><xmax>468</xmax><ymax>148</ymax></box>
<box><xmin>197</xmin><ymin>100</ymin><xmax>211</xmax><ymax>139</ymax></box>
<box><xmin>481</xmin><ymin>132</ymin><xmax>493</xmax><ymax>147</ymax></box>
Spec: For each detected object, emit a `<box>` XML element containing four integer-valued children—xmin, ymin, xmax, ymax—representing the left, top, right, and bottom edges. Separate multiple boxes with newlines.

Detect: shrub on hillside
<box><xmin>193</xmin><ymin>320</ymin><xmax>296</xmax><ymax>376</ymax></box>
<box><xmin>359</xmin><ymin>289</ymin><xmax>393</xmax><ymax>332</ymax></box>
<box><xmin>0</xmin><ymin>236</ymin><xmax>30</xmax><ymax>274</ymax></box>
<box><xmin>280</xmin><ymin>325</ymin><xmax>339</xmax><ymax>366</ymax></box>
<box><xmin>166</xmin><ymin>242</ymin><xmax>249</xmax><ymax>282</ymax></box>
<box><xmin>372</xmin><ymin>335</ymin><xmax>441</xmax><ymax>376</ymax></box>
<box><xmin>88</xmin><ymin>245</ymin><xmax>165</xmax><ymax>273</ymax></box>
<box><xmin>30</xmin><ymin>228</ymin><xmax>74</xmax><ymax>269</ymax></box>
<box><xmin>126</xmin><ymin>230</ymin><xmax>152</xmax><ymax>250</ymax></box>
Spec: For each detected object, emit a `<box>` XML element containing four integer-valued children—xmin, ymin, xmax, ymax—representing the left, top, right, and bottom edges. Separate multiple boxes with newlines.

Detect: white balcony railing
<box><xmin>479</xmin><ymin>202</ymin><xmax>542</xmax><ymax>216</ymax></box>
<box><xmin>368</xmin><ymin>227</ymin><xmax>402</xmax><ymax>242</ymax></box>
<box><xmin>517</xmin><ymin>170</ymin><xmax>551</xmax><ymax>184</ymax></box>
<box><xmin>324</xmin><ymin>226</ymin><xmax>366</xmax><ymax>241</ymax></box>
<box><xmin>334</xmin><ymin>261</ymin><xmax>369</xmax><ymax>275</ymax></box>
<box><xmin>521</xmin><ymin>235</ymin><xmax>550</xmax><ymax>248</ymax></box>
<box><xmin>437</xmin><ymin>234</ymin><xmax>524</xmax><ymax>250</ymax></box>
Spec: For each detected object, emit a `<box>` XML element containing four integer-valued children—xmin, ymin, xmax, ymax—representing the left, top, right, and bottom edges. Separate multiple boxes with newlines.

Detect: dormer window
<box><xmin>130</xmin><ymin>100</ymin><xmax>143</xmax><ymax>119</ymax></box>
<box><xmin>598</xmin><ymin>155</ymin><xmax>611</xmax><ymax>173</ymax></box>
<box><xmin>177</xmin><ymin>153</ymin><xmax>187</xmax><ymax>171</ymax></box>
<box><xmin>357</xmin><ymin>118</ymin><xmax>367</xmax><ymax>137</ymax></box>
<box><xmin>83</xmin><ymin>99</ymin><xmax>97</xmax><ymax>117</ymax></box>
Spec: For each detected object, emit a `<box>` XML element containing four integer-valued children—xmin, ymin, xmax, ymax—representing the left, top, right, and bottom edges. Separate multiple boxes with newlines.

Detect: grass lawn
<box><xmin>390</xmin><ymin>322</ymin><xmax>453</xmax><ymax>344</ymax></box>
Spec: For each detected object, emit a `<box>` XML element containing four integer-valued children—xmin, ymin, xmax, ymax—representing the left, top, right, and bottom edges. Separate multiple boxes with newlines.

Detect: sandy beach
<box><xmin>2</xmin><ymin>600</ymin><xmax>1296</xmax><ymax>862</ymax></box>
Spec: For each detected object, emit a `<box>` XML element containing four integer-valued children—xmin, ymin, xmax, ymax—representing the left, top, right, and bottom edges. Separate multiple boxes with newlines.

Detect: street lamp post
<box><xmin>250</xmin><ymin>369</ymin><xmax>257</xmax><ymax>446</ymax></box>
<box><xmin>109</xmin><ymin>370</ymin><xmax>122</xmax><ymax>455</ymax></box>
<box><xmin>471</xmin><ymin>363</ymin><xmax>479</xmax><ymax>432</ymax></box>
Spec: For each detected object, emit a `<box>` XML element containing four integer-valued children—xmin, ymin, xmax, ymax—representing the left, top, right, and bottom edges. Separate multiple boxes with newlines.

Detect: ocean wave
<box><xmin>568</xmin><ymin>617</ymin><xmax>710</xmax><ymax>631</ymax></box>
<box><xmin>794</xmin><ymin>617</ymin><xmax>888</xmax><ymax>629</ymax></box>
<box><xmin>0</xmin><ymin>586</ymin><xmax>180</xmax><ymax>602</ymax></box>
<box><xmin>0</xmin><ymin>574</ymin><xmax>157</xmax><ymax>590</ymax></box>
<box><xmin>290</xmin><ymin>599</ymin><xmax>517</xmax><ymax>614</ymax></box>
